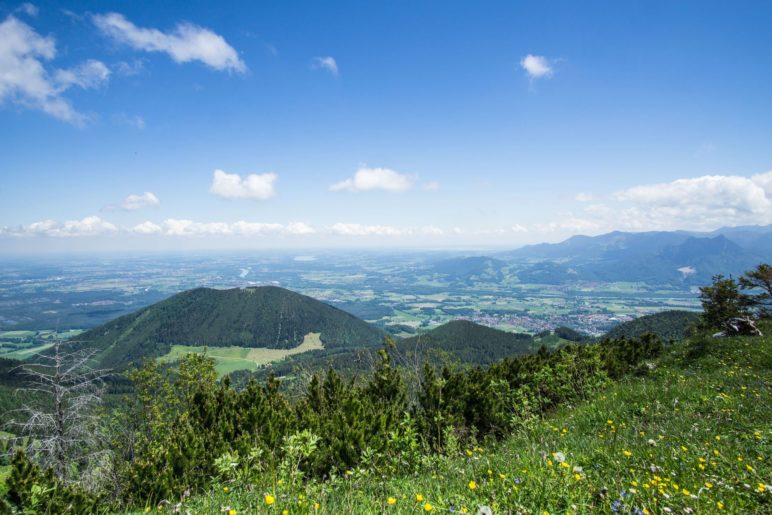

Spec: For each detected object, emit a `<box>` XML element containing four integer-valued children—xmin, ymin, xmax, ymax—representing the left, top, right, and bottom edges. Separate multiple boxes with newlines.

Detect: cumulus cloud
<box><xmin>330</xmin><ymin>167</ymin><xmax>414</xmax><ymax>193</ymax></box>
<box><xmin>4</xmin><ymin>216</ymin><xmax>118</xmax><ymax>237</ymax></box>
<box><xmin>121</xmin><ymin>192</ymin><xmax>160</xmax><ymax>210</ymax></box>
<box><xmin>520</xmin><ymin>54</ymin><xmax>554</xmax><ymax>79</ymax></box>
<box><xmin>92</xmin><ymin>12</ymin><xmax>246</xmax><ymax>73</ymax></box>
<box><xmin>132</xmin><ymin>221</ymin><xmax>162</xmax><ymax>234</ymax></box>
<box><xmin>0</xmin><ymin>15</ymin><xmax>109</xmax><ymax>124</ymax></box>
<box><xmin>544</xmin><ymin>171</ymin><xmax>772</xmax><ymax>235</ymax></box>
<box><xmin>312</xmin><ymin>56</ymin><xmax>338</xmax><ymax>76</ymax></box>
<box><xmin>210</xmin><ymin>169</ymin><xmax>277</xmax><ymax>200</ymax></box>
<box><xmin>610</xmin><ymin>172</ymin><xmax>772</xmax><ymax>229</ymax></box>
<box><xmin>136</xmin><ymin>219</ymin><xmax>315</xmax><ymax>236</ymax></box>
<box><xmin>330</xmin><ymin>223</ymin><xmax>402</xmax><ymax>236</ymax></box>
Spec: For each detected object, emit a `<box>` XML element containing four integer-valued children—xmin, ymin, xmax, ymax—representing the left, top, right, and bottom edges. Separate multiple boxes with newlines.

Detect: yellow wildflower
<box><xmin>223</xmin><ymin>486</ymin><xmax>229</xmax><ymax>493</ymax></box>
<box><xmin>424</xmin><ymin>503</ymin><xmax>433</xmax><ymax>512</ymax></box>
<box><xmin>264</xmin><ymin>494</ymin><xmax>275</xmax><ymax>506</ymax></box>
<box><xmin>229</xmin><ymin>510</ymin><xmax>236</xmax><ymax>515</ymax></box>
<box><xmin>623</xmin><ymin>450</ymin><xmax>632</xmax><ymax>457</ymax></box>
<box><xmin>468</xmin><ymin>480</ymin><xmax>477</xmax><ymax>490</ymax></box>
<box><xmin>416</xmin><ymin>494</ymin><xmax>424</xmax><ymax>502</ymax></box>
<box><xmin>388</xmin><ymin>497</ymin><xmax>397</xmax><ymax>505</ymax></box>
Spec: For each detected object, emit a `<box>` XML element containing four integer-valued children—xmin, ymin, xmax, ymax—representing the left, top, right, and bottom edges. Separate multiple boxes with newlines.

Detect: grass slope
<box><xmin>182</xmin><ymin>328</ymin><xmax>771</xmax><ymax>514</ymax></box>
<box><xmin>158</xmin><ymin>333</ymin><xmax>324</xmax><ymax>376</ymax></box>
<box><xmin>77</xmin><ymin>286</ymin><xmax>384</xmax><ymax>370</ymax></box>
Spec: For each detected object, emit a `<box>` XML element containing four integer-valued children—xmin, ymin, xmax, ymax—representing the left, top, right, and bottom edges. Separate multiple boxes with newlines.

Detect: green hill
<box><xmin>76</xmin><ymin>286</ymin><xmax>384</xmax><ymax>370</ymax></box>
<box><xmin>397</xmin><ymin>320</ymin><xmax>534</xmax><ymax>365</ymax></box>
<box><xmin>605</xmin><ymin>310</ymin><xmax>700</xmax><ymax>342</ymax></box>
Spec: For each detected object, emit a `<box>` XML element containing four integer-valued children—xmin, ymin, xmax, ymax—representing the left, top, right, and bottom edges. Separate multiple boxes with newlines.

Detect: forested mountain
<box><xmin>429</xmin><ymin>256</ymin><xmax>508</xmax><ymax>283</ymax></box>
<box><xmin>76</xmin><ymin>286</ymin><xmax>384</xmax><ymax>370</ymax></box>
<box><xmin>604</xmin><ymin>310</ymin><xmax>700</xmax><ymax>342</ymax></box>
<box><xmin>397</xmin><ymin>320</ymin><xmax>534</xmax><ymax>365</ymax></box>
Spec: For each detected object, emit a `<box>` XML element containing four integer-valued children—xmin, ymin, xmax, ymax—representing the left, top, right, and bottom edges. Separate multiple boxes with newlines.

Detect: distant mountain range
<box><xmin>430</xmin><ymin>225</ymin><xmax>771</xmax><ymax>286</ymax></box>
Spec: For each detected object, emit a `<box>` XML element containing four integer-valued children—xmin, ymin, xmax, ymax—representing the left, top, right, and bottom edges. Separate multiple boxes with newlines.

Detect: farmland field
<box><xmin>0</xmin><ymin>329</ymin><xmax>83</xmax><ymax>360</ymax></box>
<box><xmin>158</xmin><ymin>332</ymin><xmax>324</xmax><ymax>376</ymax></box>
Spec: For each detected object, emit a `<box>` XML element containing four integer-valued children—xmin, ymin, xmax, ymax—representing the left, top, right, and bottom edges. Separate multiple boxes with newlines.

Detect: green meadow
<box><xmin>158</xmin><ymin>332</ymin><xmax>324</xmax><ymax>376</ymax></box>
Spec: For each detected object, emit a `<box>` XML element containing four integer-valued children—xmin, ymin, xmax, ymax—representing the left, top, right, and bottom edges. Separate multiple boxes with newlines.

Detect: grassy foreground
<box><xmin>153</xmin><ymin>330</ymin><xmax>771</xmax><ymax>514</ymax></box>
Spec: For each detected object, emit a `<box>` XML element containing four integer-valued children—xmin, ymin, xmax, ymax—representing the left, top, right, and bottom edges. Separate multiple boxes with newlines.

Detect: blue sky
<box><xmin>1</xmin><ymin>0</ymin><xmax>771</xmax><ymax>252</ymax></box>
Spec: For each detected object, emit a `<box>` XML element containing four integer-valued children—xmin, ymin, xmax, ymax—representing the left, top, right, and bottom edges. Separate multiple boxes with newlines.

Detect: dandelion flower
<box><xmin>424</xmin><ymin>502</ymin><xmax>433</xmax><ymax>512</ymax></box>
<box><xmin>468</xmin><ymin>480</ymin><xmax>477</xmax><ymax>490</ymax></box>
<box><xmin>264</xmin><ymin>494</ymin><xmax>275</xmax><ymax>506</ymax></box>
<box><xmin>416</xmin><ymin>494</ymin><xmax>424</xmax><ymax>502</ymax></box>
<box><xmin>623</xmin><ymin>450</ymin><xmax>632</xmax><ymax>457</ymax></box>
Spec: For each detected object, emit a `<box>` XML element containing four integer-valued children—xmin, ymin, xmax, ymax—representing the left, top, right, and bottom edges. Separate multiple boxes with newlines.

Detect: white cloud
<box><xmin>0</xmin><ymin>15</ymin><xmax>108</xmax><ymax>124</ymax></box>
<box><xmin>520</xmin><ymin>54</ymin><xmax>554</xmax><ymax>79</ymax></box>
<box><xmin>331</xmin><ymin>223</ymin><xmax>402</xmax><ymax>236</ymax></box>
<box><xmin>543</xmin><ymin>171</ymin><xmax>772</xmax><ymax>235</ymax></box>
<box><xmin>312</xmin><ymin>56</ymin><xmax>338</xmax><ymax>76</ymax></box>
<box><xmin>54</xmin><ymin>59</ymin><xmax>110</xmax><ymax>90</ymax></box>
<box><xmin>113</xmin><ymin>113</ymin><xmax>145</xmax><ymax>128</ymax></box>
<box><xmin>330</xmin><ymin>167</ymin><xmax>414</xmax><ymax>193</ymax></box>
<box><xmin>6</xmin><ymin>216</ymin><xmax>118</xmax><ymax>237</ymax></box>
<box><xmin>575</xmin><ymin>192</ymin><xmax>594</xmax><ymax>202</ymax></box>
<box><xmin>420</xmin><ymin>226</ymin><xmax>444</xmax><ymax>236</ymax></box>
<box><xmin>120</xmin><ymin>192</ymin><xmax>160</xmax><ymax>210</ymax></box>
<box><xmin>92</xmin><ymin>12</ymin><xmax>246</xmax><ymax>73</ymax></box>
<box><xmin>17</xmin><ymin>3</ymin><xmax>38</xmax><ymax>17</ymax></box>
<box><xmin>210</xmin><ymin>169</ymin><xmax>277</xmax><ymax>200</ymax></box>
<box><xmin>511</xmin><ymin>224</ymin><xmax>529</xmax><ymax>233</ymax></box>
<box><xmin>537</xmin><ymin>217</ymin><xmax>602</xmax><ymax>234</ymax></box>
<box><xmin>132</xmin><ymin>221</ymin><xmax>162</xmax><ymax>234</ymax></box>
<box><xmin>146</xmin><ymin>219</ymin><xmax>315</xmax><ymax>237</ymax></box>
<box><xmin>114</xmin><ymin>59</ymin><xmax>144</xmax><ymax>76</ymax></box>
<box><xmin>610</xmin><ymin>172</ymin><xmax>772</xmax><ymax>230</ymax></box>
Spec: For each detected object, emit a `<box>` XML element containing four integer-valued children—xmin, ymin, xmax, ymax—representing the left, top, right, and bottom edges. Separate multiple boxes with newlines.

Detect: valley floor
<box><xmin>145</xmin><ymin>330</ymin><xmax>771</xmax><ymax>514</ymax></box>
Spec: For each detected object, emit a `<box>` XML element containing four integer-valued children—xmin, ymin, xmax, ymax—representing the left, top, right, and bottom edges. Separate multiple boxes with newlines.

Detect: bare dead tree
<box><xmin>8</xmin><ymin>338</ymin><xmax>111</xmax><ymax>484</ymax></box>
